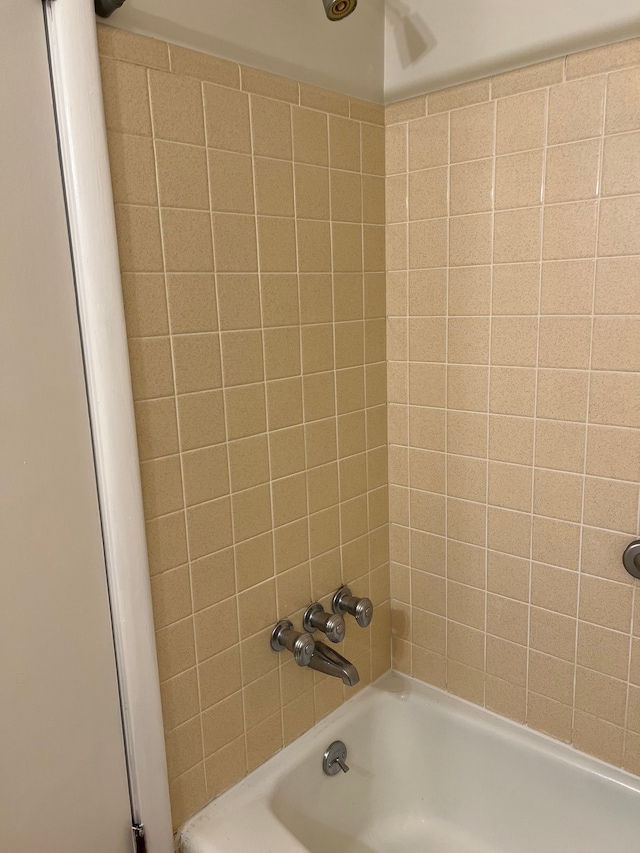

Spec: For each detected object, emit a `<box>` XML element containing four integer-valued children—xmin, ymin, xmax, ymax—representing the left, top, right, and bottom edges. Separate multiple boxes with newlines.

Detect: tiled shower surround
<box><xmin>99</xmin><ymin>20</ymin><xmax>640</xmax><ymax>829</ymax></box>
<box><xmin>387</xmin><ymin>39</ymin><xmax>640</xmax><ymax>773</ymax></box>
<box><xmin>98</xmin><ymin>26</ymin><xmax>389</xmax><ymax>828</ymax></box>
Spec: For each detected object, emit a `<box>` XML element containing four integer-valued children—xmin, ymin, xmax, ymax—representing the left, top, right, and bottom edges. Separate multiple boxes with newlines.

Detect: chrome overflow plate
<box><xmin>323</xmin><ymin>740</ymin><xmax>349</xmax><ymax>776</ymax></box>
<box><xmin>623</xmin><ymin>540</ymin><xmax>640</xmax><ymax>580</ymax></box>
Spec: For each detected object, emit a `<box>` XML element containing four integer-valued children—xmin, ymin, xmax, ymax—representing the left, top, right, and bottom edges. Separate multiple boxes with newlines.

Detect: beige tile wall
<box><xmin>97</xmin><ymin>25</ymin><xmax>390</xmax><ymax>829</ymax></box>
<box><xmin>386</xmin><ymin>37</ymin><xmax>640</xmax><ymax>772</ymax></box>
<box><xmin>99</xmin><ymin>18</ymin><xmax>640</xmax><ymax>828</ymax></box>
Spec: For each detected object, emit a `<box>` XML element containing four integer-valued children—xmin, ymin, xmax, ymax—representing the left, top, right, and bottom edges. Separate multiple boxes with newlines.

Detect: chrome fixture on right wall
<box><xmin>623</xmin><ymin>540</ymin><xmax>640</xmax><ymax>579</ymax></box>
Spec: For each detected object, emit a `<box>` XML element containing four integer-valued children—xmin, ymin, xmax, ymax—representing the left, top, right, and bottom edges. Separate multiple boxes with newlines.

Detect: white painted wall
<box><xmin>105</xmin><ymin>0</ymin><xmax>385</xmax><ymax>103</ymax></box>
<box><xmin>385</xmin><ymin>0</ymin><xmax>640</xmax><ymax>102</ymax></box>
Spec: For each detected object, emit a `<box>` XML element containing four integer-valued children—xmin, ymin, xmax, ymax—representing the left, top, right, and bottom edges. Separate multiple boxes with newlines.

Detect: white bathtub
<box><xmin>178</xmin><ymin>672</ymin><xmax>640</xmax><ymax>852</ymax></box>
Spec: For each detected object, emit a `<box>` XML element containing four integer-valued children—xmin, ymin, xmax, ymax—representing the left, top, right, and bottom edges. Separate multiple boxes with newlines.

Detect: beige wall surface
<box><xmin>386</xmin><ymin>41</ymin><xmax>640</xmax><ymax>773</ymax></box>
<box><xmin>98</xmin><ymin>25</ymin><xmax>390</xmax><ymax>829</ymax></box>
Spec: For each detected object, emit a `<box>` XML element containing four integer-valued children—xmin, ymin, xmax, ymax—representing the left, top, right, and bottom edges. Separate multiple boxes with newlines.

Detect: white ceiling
<box><xmin>105</xmin><ymin>0</ymin><xmax>385</xmax><ymax>103</ymax></box>
<box><xmin>104</xmin><ymin>0</ymin><xmax>640</xmax><ymax>105</ymax></box>
<box><xmin>385</xmin><ymin>0</ymin><xmax>640</xmax><ymax>102</ymax></box>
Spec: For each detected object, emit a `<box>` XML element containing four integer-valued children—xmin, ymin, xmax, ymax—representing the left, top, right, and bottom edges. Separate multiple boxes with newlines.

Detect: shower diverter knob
<box><xmin>332</xmin><ymin>585</ymin><xmax>373</xmax><ymax>628</ymax></box>
<box><xmin>303</xmin><ymin>603</ymin><xmax>346</xmax><ymax>643</ymax></box>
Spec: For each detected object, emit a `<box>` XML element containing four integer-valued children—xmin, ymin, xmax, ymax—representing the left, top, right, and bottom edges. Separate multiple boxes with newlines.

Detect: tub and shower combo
<box><xmin>180</xmin><ymin>584</ymin><xmax>640</xmax><ymax>853</ymax></box>
<box><xmin>60</xmin><ymin>0</ymin><xmax>640</xmax><ymax>848</ymax></box>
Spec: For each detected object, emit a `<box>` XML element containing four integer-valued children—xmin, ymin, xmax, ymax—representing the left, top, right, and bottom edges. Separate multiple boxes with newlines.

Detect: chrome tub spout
<box><xmin>308</xmin><ymin>641</ymin><xmax>360</xmax><ymax>686</ymax></box>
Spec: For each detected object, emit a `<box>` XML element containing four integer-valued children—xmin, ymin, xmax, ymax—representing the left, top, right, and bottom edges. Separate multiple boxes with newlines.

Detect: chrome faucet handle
<box><xmin>270</xmin><ymin>620</ymin><xmax>315</xmax><ymax>667</ymax></box>
<box><xmin>303</xmin><ymin>602</ymin><xmax>346</xmax><ymax>643</ymax></box>
<box><xmin>332</xmin><ymin>585</ymin><xmax>373</xmax><ymax>628</ymax></box>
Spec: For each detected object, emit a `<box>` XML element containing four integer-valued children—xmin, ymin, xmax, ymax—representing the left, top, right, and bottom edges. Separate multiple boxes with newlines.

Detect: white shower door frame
<box><xmin>44</xmin><ymin>1</ymin><xmax>173</xmax><ymax>850</ymax></box>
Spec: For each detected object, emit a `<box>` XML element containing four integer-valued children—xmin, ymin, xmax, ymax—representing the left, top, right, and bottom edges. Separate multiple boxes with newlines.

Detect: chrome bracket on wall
<box><xmin>95</xmin><ymin>0</ymin><xmax>126</xmax><ymax>18</ymax></box>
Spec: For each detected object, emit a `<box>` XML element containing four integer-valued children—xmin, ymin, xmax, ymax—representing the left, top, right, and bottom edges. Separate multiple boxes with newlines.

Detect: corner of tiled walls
<box><xmin>97</xmin><ymin>24</ymin><xmax>389</xmax><ymax>828</ymax></box>
<box><xmin>385</xmin><ymin>37</ymin><xmax>640</xmax><ymax>774</ymax></box>
<box><xmin>100</xmin><ymin>16</ymin><xmax>640</xmax><ymax>827</ymax></box>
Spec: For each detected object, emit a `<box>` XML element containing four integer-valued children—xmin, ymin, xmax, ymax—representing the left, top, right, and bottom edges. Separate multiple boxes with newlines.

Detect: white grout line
<box><xmin>482</xmin><ymin>96</ymin><xmax>498</xmax><ymax>709</ymax></box>
<box><xmin>571</xmin><ymin>70</ymin><xmax>607</xmax><ymax>748</ymax></box>
<box><xmin>524</xmin><ymin>84</ymin><xmax>550</xmax><ymax>727</ymax></box>
<box><xmin>444</xmin><ymin>108</ymin><xmax>452</xmax><ymax>690</ymax></box>
<box><xmin>146</xmin><ymin>66</ymin><xmax>213</xmax><ymax>786</ymax></box>
<box><xmin>245</xmin><ymin>88</ymin><xmax>288</xmax><ymax>752</ymax></box>
<box><xmin>358</xmin><ymin>119</ymin><xmax>376</xmax><ymax>684</ymax></box>
<box><xmin>403</xmin><ymin>116</ymin><xmax>413</xmax><ymax>677</ymax></box>
<box><xmin>326</xmin><ymin>121</ymin><xmax>344</xmax><ymax>617</ymax></box>
<box><xmin>287</xmin><ymin>95</ymin><xmax>317</xmax><ymax>725</ymax></box>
